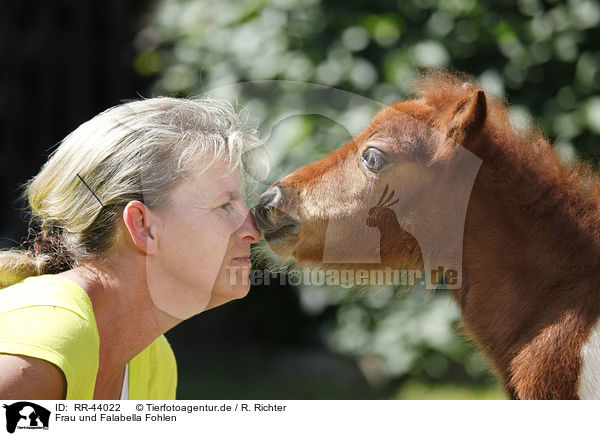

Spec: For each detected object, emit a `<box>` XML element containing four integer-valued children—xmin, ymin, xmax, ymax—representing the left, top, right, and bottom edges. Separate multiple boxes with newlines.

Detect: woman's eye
<box><xmin>361</xmin><ymin>148</ymin><xmax>387</xmax><ymax>171</ymax></box>
<box><xmin>219</xmin><ymin>201</ymin><xmax>233</xmax><ymax>210</ymax></box>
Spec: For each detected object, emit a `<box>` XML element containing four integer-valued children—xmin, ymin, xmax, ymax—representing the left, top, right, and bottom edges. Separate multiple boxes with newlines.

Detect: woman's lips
<box><xmin>232</xmin><ymin>256</ymin><xmax>251</xmax><ymax>263</ymax></box>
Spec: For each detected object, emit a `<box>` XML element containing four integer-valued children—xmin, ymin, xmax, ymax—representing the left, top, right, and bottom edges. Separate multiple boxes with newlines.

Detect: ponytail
<box><xmin>0</xmin><ymin>250</ymin><xmax>47</xmax><ymax>290</ymax></box>
<box><xmin>0</xmin><ymin>220</ymin><xmax>75</xmax><ymax>289</ymax></box>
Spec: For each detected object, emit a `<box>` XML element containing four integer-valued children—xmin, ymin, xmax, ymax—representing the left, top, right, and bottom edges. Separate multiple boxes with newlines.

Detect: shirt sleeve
<box><xmin>0</xmin><ymin>305</ymin><xmax>99</xmax><ymax>399</ymax></box>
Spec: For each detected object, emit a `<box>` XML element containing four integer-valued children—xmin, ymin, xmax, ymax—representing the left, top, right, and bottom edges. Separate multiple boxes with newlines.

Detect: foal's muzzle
<box><xmin>255</xmin><ymin>184</ymin><xmax>299</xmax><ymax>239</ymax></box>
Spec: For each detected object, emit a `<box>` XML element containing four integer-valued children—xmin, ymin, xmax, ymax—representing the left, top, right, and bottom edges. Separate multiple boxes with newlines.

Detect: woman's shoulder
<box><xmin>0</xmin><ymin>274</ymin><xmax>100</xmax><ymax>399</ymax></box>
<box><xmin>0</xmin><ymin>274</ymin><xmax>95</xmax><ymax>321</ymax></box>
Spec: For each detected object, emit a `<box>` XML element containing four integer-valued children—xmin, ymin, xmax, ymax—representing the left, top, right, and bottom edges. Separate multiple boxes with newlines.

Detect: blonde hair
<box><xmin>0</xmin><ymin>97</ymin><xmax>265</xmax><ymax>289</ymax></box>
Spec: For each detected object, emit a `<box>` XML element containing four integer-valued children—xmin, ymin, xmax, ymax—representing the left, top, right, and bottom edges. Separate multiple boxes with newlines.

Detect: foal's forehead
<box><xmin>370</xmin><ymin>99</ymin><xmax>429</xmax><ymax>129</ymax></box>
<box><xmin>385</xmin><ymin>99</ymin><xmax>431</xmax><ymax>119</ymax></box>
<box><xmin>366</xmin><ymin>102</ymin><xmax>430</xmax><ymax>139</ymax></box>
<box><xmin>352</xmin><ymin>100</ymin><xmax>435</xmax><ymax>161</ymax></box>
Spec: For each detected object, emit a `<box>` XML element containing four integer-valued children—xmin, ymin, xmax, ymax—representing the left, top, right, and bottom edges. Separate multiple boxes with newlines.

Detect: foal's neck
<box><xmin>455</xmin><ymin>133</ymin><xmax>600</xmax><ymax>396</ymax></box>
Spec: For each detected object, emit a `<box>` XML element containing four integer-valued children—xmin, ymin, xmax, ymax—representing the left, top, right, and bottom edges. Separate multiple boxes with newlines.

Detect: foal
<box><xmin>255</xmin><ymin>71</ymin><xmax>600</xmax><ymax>399</ymax></box>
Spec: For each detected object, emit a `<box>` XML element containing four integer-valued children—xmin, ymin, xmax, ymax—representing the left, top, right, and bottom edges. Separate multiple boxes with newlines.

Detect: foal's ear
<box><xmin>448</xmin><ymin>89</ymin><xmax>487</xmax><ymax>144</ymax></box>
<box><xmin>434</xmin><ymin>89</ymin><xmax>487</xmax><ymax>160</ymax></box>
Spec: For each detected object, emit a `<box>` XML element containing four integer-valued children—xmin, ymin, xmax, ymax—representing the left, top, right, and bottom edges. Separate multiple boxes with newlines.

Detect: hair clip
<box><xmin>76</xmin><ymin>173</ymin><xmax>105</xmax><ymax>208</ymax></box>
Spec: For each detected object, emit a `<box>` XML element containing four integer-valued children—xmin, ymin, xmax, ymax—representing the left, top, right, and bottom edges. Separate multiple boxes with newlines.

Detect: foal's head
<box><xmin>255</xmin><ymin>72</ymin><xmax>491</xmax><ymax>277</ymax></box>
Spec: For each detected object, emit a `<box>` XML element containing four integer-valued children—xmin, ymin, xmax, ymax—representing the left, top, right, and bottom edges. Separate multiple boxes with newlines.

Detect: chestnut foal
<box><xmin>255</xmin><ymin>72</ymin><xmax>600</xmax><ymax>399</ymax></box>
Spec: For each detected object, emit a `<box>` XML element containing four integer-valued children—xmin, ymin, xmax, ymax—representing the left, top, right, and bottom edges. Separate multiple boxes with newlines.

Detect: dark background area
<box><xmin>0</xmin><ymin>0</ymin><xmax>154</xmax><ymax>243</ymax></box>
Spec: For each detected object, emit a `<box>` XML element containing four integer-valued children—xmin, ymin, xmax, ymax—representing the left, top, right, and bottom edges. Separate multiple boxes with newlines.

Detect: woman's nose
<box><xmin>240</xmin><ymin>209</ymin><xmax>261</xmax><ymax>243</ymax></box>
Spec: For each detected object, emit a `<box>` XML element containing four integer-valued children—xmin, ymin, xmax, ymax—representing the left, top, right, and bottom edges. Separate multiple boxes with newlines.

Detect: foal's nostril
<box><xmin>255</xmin><ymin>184</ymin><xmax>301</xmax><ymax>237</ymax></box>
<box><xmin>254</xmin><ymin>204</ymin><xmax>271</xmax><ymax>232</ymax></box>
<box><xmin>255</xmin><ymin>186</ymin><xmax>283</xmax><ymax>231</ymax></box>
<box><xmin>258</xmin><ymin>186</ymin><xmax>281</xmax><ymax>209</ymax></box>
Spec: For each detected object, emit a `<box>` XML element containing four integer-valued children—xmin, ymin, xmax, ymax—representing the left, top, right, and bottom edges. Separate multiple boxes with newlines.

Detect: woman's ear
<box><xmin>122</xmin><ymin>200</ymin><xmax>158</xmax><ymax>254</ymax></box>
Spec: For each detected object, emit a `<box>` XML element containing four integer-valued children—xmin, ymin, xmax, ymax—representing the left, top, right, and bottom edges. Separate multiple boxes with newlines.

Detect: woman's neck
<box><xmin>58</xmin><ymin>259</ymin><xmax>181</xmax><ymax>397</ymax></box>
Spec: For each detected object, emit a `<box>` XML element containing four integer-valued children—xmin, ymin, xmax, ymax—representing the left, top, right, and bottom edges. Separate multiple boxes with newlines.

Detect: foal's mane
<box><xmin>411</xmin><ymin>70</ymin><xmax>600</xmax><ymax>265</ymax></box>
<box><xmin>413</xmin><ymin>69</ymin><xmax>545</xmax><ymax>161</ymax></box>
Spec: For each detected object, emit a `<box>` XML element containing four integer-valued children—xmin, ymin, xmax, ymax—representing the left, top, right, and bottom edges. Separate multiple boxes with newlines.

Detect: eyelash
<box><xmin>220</xmin><ymin>201</ymin><xmax>233</xmax><ymax>211</ymax></box>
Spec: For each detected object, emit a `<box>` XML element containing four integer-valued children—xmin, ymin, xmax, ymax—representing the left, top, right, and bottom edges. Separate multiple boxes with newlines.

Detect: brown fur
<box><xmin>258</xmin><ymin>70</ymin><xmax>600</xmax><ymax>399</ymax></box>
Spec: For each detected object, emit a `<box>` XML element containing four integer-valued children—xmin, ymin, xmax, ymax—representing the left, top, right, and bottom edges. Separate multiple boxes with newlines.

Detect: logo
<box><xmin>2</xmin><ymin>402</ymin><xmax>50</xmax><ymax>434</ymax></box>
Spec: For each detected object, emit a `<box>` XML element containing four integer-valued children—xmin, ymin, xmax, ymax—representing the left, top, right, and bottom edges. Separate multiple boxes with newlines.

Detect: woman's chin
<box><xmin>207</xmin><ymin>284</ymin><xmax>251</xmax><ymax>309</ymax></box>
<box><xmin>229</xmin><ymin>283</ymin><xmax>251</xmax><ymax>299</ymax></box>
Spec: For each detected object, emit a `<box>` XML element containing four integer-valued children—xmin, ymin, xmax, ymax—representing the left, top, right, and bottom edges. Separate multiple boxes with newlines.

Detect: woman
<box><xmin>0</xmin><ymin>97</ymin><xmax>264</xmax><ymax>400</ymax></box>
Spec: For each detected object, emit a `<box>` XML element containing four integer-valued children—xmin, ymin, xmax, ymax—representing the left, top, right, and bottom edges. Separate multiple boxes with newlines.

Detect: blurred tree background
<box><xmin>2</xmin><ymin>0</ymin><xmax>599</xmax><ymax>399</ymax></box>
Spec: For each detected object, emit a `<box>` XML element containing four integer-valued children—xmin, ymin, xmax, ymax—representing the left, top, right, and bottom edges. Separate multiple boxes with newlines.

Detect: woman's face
<box><xmin>145</xmin><ymin>159</ymin><xmax>260</xmax><ymax>319</ymax></box>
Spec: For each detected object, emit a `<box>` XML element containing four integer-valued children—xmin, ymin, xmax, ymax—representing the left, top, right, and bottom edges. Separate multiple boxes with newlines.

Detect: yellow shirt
<box><xmin>0</xmin><ymin>274</ymin><xmax>177</xmax><ymax>399</ymax></box>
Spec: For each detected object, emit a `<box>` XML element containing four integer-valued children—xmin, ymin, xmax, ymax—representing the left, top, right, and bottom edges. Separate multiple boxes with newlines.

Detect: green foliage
<box><xmin>137</xmin><ymin>0</ymin><xmax>600</xmax><ymax>162</ymax></box>
<box><xmin>394</xmin><ymin>380</ymin><xmax>506</xmax><ymax>399</ymax></box>
<box><xmin>135</xmin><ymin>0</ymin><xmax>600</xmax><ymax>390</ymax></box>
<box><xmin>296</xmin><ymin>284</ymin><xmax>495</xmax><ymax>386</ymax></box>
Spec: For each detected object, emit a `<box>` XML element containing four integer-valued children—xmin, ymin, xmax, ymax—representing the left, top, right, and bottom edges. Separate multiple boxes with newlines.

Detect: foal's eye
<box><xmin>361</xmin><ymin>148</ymin><xmax>388</xmax><ymax>171</ymax></box>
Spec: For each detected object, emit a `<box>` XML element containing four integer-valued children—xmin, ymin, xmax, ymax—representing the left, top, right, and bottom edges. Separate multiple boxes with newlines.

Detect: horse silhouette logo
<box><xmin>3</xmin><ymin>402</ymin><xmax>50</xmax><ymax>433</ymax></box>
